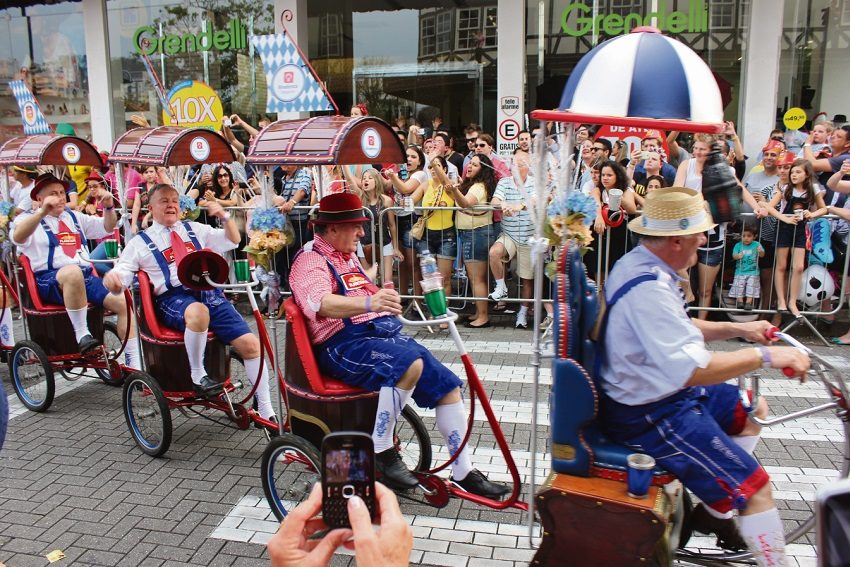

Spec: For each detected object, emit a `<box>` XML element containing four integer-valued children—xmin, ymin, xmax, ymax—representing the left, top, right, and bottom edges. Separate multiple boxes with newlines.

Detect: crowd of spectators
<box><xmin>6</xmin><ymin>111</ymin><xmax>849</xmax><ymax>330</ymax></box>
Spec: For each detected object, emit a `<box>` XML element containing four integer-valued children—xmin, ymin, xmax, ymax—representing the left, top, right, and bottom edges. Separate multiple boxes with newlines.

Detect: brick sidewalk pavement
<box><xmin>1</xmin><ymin>318</ymin><xmax>847</xmax><ymax>566</ymax></box>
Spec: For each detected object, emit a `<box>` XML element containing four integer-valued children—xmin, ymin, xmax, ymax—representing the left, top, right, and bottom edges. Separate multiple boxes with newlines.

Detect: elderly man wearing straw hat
<box><xmin>289</xmin><ymin>192</ymin><xmax>509</xmax><ymax>498</ymax></box>
<box><xmin>597</xmin><ymin>187</ymin><xmax>810</xmax><ymax>565</ymax></box>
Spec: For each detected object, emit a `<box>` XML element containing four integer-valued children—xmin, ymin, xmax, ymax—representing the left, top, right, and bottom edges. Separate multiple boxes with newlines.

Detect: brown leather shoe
<box><xmin>689</xmin><ymin>503</ymin><xmax>747</xmax><ymax>551</ymax></box>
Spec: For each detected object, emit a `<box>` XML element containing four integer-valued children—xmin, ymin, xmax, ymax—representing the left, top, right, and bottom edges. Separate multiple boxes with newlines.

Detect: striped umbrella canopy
<box><xmin>531</xmin><ymin>27</ymin><xmax>723</xmax><ymax>134</ymax></box>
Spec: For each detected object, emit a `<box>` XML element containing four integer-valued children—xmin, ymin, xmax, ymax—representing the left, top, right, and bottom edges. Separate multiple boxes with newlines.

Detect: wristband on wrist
<box><xmin>756</xmin><ymin>346</ymin><xmax>772</xmax><ymax>369</ymax></box>
<box><xmin>222</xmin><ymin>212</ymin><xmax>231</xmax><ymax>221</ymax></box>
<box><xmin>364</xmin><ymin>295</ymin><xmax>371</xmax><ymax>313</ymax></box>
<box><xmin>104</xmin><ymin>206</ymin><xmax>115</xmax><ymax>211</ymax></box>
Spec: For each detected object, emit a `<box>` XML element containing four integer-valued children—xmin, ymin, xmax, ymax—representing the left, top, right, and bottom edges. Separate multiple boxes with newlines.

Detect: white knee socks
<box><xmin>244</xmin><ymin>356</ymin><xmax>275</xmax><ymax>419</ymax></box>
<box><xmin>737</xmin><ymin>508</ymin><xmax>787</xmax><ymax>567</ymax></box>
<box><xmin>67</xmin><ymin>307</ymin><xmax>90</xmax><ymax>342</ymax></box>
<box><xmin>733</xmin><ymin>435</ymin><xmax>760</xmax><ymax>455</ymax></box>
<box><xmin>372</xmin><ymin>386</ymin><xmax>413</xmax><ymax>453</ymax></box>
<box><xmin>184</xmin><ymin>329</ymin><xmax>208</xmax><ymax>383</ymax></box>
<box><xmin>0</xmin><ymin>306</ymin><xmax>14</xmax><ymax>347</ymax></box>
<box><xmin>122</xmin><ymin>340</ymin><xmax>140</xmax><ymax>369</ymax></box>
<box><xmin>436</xmin><ymin>400</ymin><xmax>473</xmax><ymax>481</ymax></box>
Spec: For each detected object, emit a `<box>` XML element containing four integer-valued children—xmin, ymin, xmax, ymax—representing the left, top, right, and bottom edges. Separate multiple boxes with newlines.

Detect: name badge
<box><xmin>57</xmin><ymin>232</ymin><xmax>81</xmax><ymax>249</ymax></box>
<box><xmin>164</xmin><ymin>242</ymin><xmax>197</xmax><ymax>263</ymax></box>
<box><xmin>340</xmin><ymin>272</ymin><xmax>378</xmax><ymax>293</ymax></box>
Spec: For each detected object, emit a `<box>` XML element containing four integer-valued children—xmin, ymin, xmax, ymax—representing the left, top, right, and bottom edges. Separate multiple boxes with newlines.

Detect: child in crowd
<box><xmin>766</xmin><ymin>159</ymin><xmax>827</xmax><ymax>317</ymax></box>
<box><xmin>730</xmin><ymin>225</ymin><xmax>765</xmax><ymax>311</ymax></box>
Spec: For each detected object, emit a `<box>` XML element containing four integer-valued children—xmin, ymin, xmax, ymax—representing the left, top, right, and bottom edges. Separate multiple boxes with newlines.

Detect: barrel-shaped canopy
<box><xmin>531</xmin><ymin>28</ymin><xmax>724</xmax><ymax>134</ymax></box>
<box><xmin>246</xmin><ymin>116</ymin><xmax>405</xmax><ymax>166</ymax></box>
<box><xmin>109</xmin><ymin>126</ymin><xmax>236</xmax><ymax>166</ymax></box>
<box><xmin>0</xmin><ymin>135</ymin><xmax>103</xmax><ymax>167</ymax></box>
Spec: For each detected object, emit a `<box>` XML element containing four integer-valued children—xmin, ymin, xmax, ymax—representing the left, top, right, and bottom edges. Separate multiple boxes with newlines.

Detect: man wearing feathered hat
<box><xmin>10</xmin><ymin>173</ymin><xmax>136</xmax><ymax>363</ymax></box>
<box><xmin>288</xmin><ymin>192</ymin><xmax>508</xmax><ymax>498</ymax></box>
<box><xmin>598</xmin><ymin>187</ymin><xmax>809</xmax><ymax>565</ymax></box>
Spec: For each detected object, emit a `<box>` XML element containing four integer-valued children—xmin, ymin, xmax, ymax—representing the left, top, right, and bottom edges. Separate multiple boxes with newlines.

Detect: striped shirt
<box><xmin>279</xmin><ymin>168</ymin><xmax>313</xmax><ymax>221</ymax></box>
<box><xmin>493</xmin><ymin>176</ymin><xmax>534</xmax><ymax>245</ymax></box>
<box><xmin>289</xmin><ymin>235</ymin><xmax>384</xmax><ymax>344</ymax></box>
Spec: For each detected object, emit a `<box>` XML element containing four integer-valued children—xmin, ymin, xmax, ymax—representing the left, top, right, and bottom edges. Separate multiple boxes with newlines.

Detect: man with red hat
<box><xmin>103</xmin><ymin>185</ymin><xmax>275</xmax><ymax>418</ymax></box>
<box><xmin>10</xmin><ymin>173</ymin><xmax>136</xmax><ymax>362</ymax></box>
<box><xmin>743</xmin><ymin>139</ymin><xmax>783</xmax><ymax>215</ymax></box>
<box><xmin>289</xmin><ymin>192</ymin><xmax>509</xmax><ymax>498</ymax></box>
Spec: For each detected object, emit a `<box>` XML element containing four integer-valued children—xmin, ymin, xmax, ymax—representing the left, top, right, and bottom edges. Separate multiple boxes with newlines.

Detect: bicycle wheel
<box><xmin>397</xmin><ymin>405</ymin><xmax>432</xmax><ymax>472</ymax></box>
<box><xmin>95</xmin><ymin>320</ymin><xmax>125</xmax><ymax>387</ymax></box>
<box><xmin>261</xmin><ymin>433</ymin><xmax>320</xmax><ymax>522</ymax></box>
<box><xmin>123</xmin><ymin>371</ymin><xmax>172</xmax><ymax>457</ymax></box>
<box><xmin>10</xmin><ymin>340</ymin><xmax>55</xmax><ymax>412</ymax></box>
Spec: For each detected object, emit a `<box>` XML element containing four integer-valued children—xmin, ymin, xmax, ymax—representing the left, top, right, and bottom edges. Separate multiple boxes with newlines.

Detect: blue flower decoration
<box><xmin>0</xmin><ymin>202</ymin><xmax>13</xmax><ymax>217</ymax></box>
<box><xmin>547</xmin><ymin>192</ymin><xmax>597</xmax><ymax>226</ymax></box>
<box><xmin>179</xmin><ymin>195</ymin><xmax>197</xmax><ymax>212</ymax></box>
<box><xmin>250</xmin><ymin>207</ymin><xmax>287</xmax><ymax>232</ymax></box>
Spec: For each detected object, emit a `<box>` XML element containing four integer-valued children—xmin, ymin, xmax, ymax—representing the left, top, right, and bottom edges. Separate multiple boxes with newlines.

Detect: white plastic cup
<box><xmin>794</xmin><ymin>209</ymin><xmax>805</xmax><ymax>221</ymax></box>
<box><xmin>608</xmin><ymin>188</ymin><xmax>623</xmax><ymax>211</ymax></box>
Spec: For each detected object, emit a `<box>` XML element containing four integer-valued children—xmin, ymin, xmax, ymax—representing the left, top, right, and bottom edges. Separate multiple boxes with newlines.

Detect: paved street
<box><xmin>0</xmin><ymin>313</ymin><xmax>847</xmax><ymax>566</ymax></box>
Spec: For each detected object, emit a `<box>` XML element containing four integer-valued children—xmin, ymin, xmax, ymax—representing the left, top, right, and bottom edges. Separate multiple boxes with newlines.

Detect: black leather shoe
<box><xmin>193</xmin><ymin>375</ymin><xmax>224</xmax><ymax>397</ymax></box>
<box><xmin>689</xmin><ymin>503</ymin><xmax>747</xmax><ymax>551</ymax></box>
<box><xmin>255</xmin><ymin>415</ymin><xmax>279</xmax><ymax>434</ymax></box>
<box><xmin>451</xmin><ymin>469</ymin><xmax>510</xmax><ymax>499</ymax></box>
<box><xmin>375</xmin><ymin>448</ymin><xmax>419</xmax><ymax>489</ymax></box>
<box><xmin>77</xmin><ymin>334</ymin><xmax>102</xmax><ymax>355</ymax></box>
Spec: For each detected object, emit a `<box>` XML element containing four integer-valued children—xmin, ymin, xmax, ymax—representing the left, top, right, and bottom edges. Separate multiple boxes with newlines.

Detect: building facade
<box><xmin>0</xmin><ymin>0</ymin><xmax>847</xmax><ymax>160</ymax></box>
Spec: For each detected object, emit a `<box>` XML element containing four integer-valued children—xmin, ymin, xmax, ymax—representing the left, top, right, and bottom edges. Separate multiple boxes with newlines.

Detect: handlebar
<box><xmin>765</xmin><ymin>326</ymin><xmax>811</xmax><ymax>377</ymax></box>
<box><xmin>397</xmin><ymin>310</ymin><xmax>458</xmax><ymax>327</ymax></box>
<box><xmin>205</xmin><ymin>274</ymin><xmax>259</xmax><ymax>290</ymax></box>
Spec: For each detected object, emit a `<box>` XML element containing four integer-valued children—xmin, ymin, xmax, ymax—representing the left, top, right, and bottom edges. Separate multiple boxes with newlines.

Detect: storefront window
<box><xmin>777</xmin><ymin>0</ymin><xmax>849</xmax><ymax>129</ymax></box>
<box><xmin>309</xmin><ymin>2</ymin><xmax>498</xmax><ymax>137</ymax></box>
<box><xmin>106</xmin><ymin>0</ymin><xmax>274</xmax><ymax>132</ymax></box>
<box><xmin>526</xmin><ymin>0</ymin><xmax>748</xmax><ymax>125</ymax></box>
<box><xmin>0</xmin><ymin>2</ymin><xmax>88</xmax><ymax>139</ymax></box>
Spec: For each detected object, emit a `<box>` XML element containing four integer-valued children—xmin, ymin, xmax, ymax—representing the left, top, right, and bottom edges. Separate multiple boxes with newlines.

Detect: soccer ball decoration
<box><xmin>799</xmin><ymin>264</ymin><xmax>835</xmax><ymax>308</ymax></box>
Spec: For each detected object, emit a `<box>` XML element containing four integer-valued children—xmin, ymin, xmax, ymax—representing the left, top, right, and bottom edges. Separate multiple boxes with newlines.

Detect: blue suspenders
<box><xmin>137</xmin><ymin>221</ymin><xmax>201</xmax><ymax>291</ymax></box>
<box><xmin>40</xmin><ymin>208</ymin><xmax>84</xmax><ymax>271</ymax></box>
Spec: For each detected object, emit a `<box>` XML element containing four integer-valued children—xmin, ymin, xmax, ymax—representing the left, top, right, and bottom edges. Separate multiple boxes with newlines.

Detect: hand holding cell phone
<box><xmin>321</xmin><ymin>432</ymin><xmax>376</xmax><ymax>528</ymax></box>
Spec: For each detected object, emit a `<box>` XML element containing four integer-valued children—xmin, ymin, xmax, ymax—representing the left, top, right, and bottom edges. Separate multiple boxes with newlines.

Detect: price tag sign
<box><xmin>162</xmin><ymin>80</ymin><xmax>224</xmax><ymax>130</ymax></box>
<box><xmin>783</xmin><ymin>107</ymin><xmax>806</xmax><ymax>131</ymax></box>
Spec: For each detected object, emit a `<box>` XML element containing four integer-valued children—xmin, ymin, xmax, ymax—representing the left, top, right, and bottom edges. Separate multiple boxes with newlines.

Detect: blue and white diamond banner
<box><xmin>251</xmin><ymin>33</ymin><xmax>334</xmax><ymax>114</ymax></box>
<box><xmin>9</xmin><ymin>80</ymin><xmax>50</xmax><ymax>135</ymax></box>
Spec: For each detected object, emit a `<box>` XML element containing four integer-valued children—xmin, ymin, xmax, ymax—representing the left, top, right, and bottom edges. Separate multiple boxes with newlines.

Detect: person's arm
<box><xmin>445</xmin><ymin>183</ymin><xmax>480</xmax><ymax>209</ymax></box>
<box><xmin>388</xmin><ymin>171</ymin><xmax>424</xmax><ymax>196</ymax></box>
<box><xmin>765</xmin><ymin>192</ymin><xmax>792</xmax><ymax>222</ymax></box>
<box><xmin>732</xmin><ymin>243</ymin><xmax>743</xmax><ymax>260</ymax></box>
<box><xmin>385</xmin><ymin>196</ymin><xmax>403</xmax><ymax>260</ymax></box>
<box><xmin>826</xmin><ymin>162</ymin><xmax>850</xmax><ymax>193</ymax></box>
<box><xmin>130</xmin><ymin>197</ymin><xmax>142</xmax><ymax>234</ymax></box>
<box><xmin>318</xmin><ymin>288</ymin><xmax>402</xmax><ymax>318</ymax></box>
<box><xmin>757</xmin><ymin>242</ymin><xmax>765</xmax><ymax>258</ymax></box>
<box><xmin>673</xmin><ymin>159</ymin><xmax>688</xmax><ymax>187</ymax></box>
<box><xmin>11</xmin><ymin>206</ymin><xmax>50</xmax><ymax>245</ymax></box>
<box><xmin>738</xmin><ymin>180</ymin><xmax>762</xmax><ymax>213</ymax></box>
<box><xmin>67</xmin><ymin>191</ymin><xmax>78</xmax><ymax>208</ymax></box>
<box><xmin>221</xmin><ymin>125</ymin><xmax>245</xmax><ymax>154</ymax></box>
<box><xmin>231</xmin><ymin>114</ymin><xmax>259</xmax><ymax>137</ymax></box>
<box><xmin>667</xmin><ymin>131</ymin><xmax>682</xmax><ymax>160</ymax></box>
<box><xmin>686</xmin><ymin>344</ymin><xmax>809</xmax><ymax>386</ymax></box>
<box><xmin>206</xmin><ymin>202</ymin><xmax>240</xmax><ymax>244</ymax></box>
<box><xmin>621</xmin><ymin>189</ymin><xmax>638</xmax><ymax>215</ymax></box>
<box><xmin>827</xmin><ymin>205</ymin><xmax>850</xmax><ymax>221</ymax></box>
<box><xmin>214</xmin><ymin>187</ymin><xmax>240</xmax><ymax>208</ymax></box>
<box><xmin>340</xmin><ymin>165</ymin><xmax>363</xmax><ymax>193</ymax></box>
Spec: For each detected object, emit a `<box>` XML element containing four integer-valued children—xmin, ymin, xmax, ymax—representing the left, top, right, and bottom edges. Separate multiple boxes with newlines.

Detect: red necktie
<box><xmin>56</xmin><ymin>220</ymin><xmax>81</xmax><ymax>259</ymax></box>
<box><xmin>170</xmin><ymin>229</ymin><xmax>189</xmax><ymax>265</ymax></box>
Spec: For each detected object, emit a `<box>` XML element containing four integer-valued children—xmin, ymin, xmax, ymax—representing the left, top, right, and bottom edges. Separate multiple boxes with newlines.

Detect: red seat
<box><xmin>18</xmin><ymin>255</ymin><xmax>86</xmax><ymax>312</ymax></box>
<box><xmin>137</xmin><ymin>271</ymin><xmax>213</xmax><ymax>342</ymax></box>
<box><xmin>283</xmin><ymin>298</ymin><xmax>371</xmax><ymax>397</ymax></box>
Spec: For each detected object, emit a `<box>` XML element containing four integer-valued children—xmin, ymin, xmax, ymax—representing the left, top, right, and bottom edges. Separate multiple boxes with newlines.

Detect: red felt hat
<box><xmin>31</xmin><ymin>173</ymin><xmax>71</xmax><ymax>201</ymax></box>
<box><xmin>312</xmin><ymin>192</ymin><xmax>369</xmax><ymax>225</ymax></box>
<box><xmin>777</xmin><ymin>151</ymin><xmax>797</xmax><ymax>166</ymax></box>
<box><xmin>177</xmin><ymin>249</ymin><xmax>229</xmax><ymax>291</ymax></box>
<box><xmin>762</xmin><ymin>140</ymin><xmax>785</xmax><ymax>153</ymax></box>
<box><xmin>85</xmin><ymin>170</ymin><xmax>104</xmax><ymax>183</ymax></box>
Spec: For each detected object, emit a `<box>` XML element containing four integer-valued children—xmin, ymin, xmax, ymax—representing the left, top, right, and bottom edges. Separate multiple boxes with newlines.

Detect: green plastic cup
<box><xmin>234</xmin><ymin>259</ymin><xmax>251</xmax><ymax>283</ymax></box>
<box><xmin>424</xmin><ymin>288</ymin><xmax>447</xmax><ymax>317</ymax></box>
<box><xmin>104</xmin><ymin>239</ymin><xmax>118</xmax><ymax>259</ymax></box>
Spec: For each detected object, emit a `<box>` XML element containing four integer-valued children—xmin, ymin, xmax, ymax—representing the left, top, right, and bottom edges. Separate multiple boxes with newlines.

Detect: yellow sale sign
<box><xmin>783</xmin><ymin>107</ymin><xmax>806</xmax><ymax>131</ymax></box>
<box><xmin>162</xmin><ymin>80</ymin><xmax>223</xmax><ymax>130</ymax></box>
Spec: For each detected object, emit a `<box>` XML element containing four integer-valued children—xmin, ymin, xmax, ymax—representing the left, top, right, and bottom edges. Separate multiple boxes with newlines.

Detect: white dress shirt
<box><xmin>11</xmin><ymin>209</ymin><xmax>110</xmax><ymax>272</ymax></box>
<box><xmin>112</xmin><ymin>220</ymin><xmax>236</xmax><ymax>295</ymax></box>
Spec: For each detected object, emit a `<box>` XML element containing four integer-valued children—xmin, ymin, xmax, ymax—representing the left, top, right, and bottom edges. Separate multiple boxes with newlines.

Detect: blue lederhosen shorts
<box><xmin>36</xmin><ymin>265</ymin><xmax>110</xmax><ymax>306</ymax></box>
<box><xmin>603</xmin><ymin>384</ymin><xmax>769</xmax><ymax>513</ymax></box>
<box><xmin>316</xmin><ymin>316</ymin><xmax>463</xmax><ymax>409</ymax></box>
<box><xmin>156</xmin><ymin>287</ymin><xmax>251</xmax><ymax>344</ymax></box>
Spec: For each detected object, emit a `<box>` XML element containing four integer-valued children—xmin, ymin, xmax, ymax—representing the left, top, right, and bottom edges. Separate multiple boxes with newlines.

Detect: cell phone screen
<box><xmin>325</xmin><ymin>448</ymin><xmax>371</xmax><ymax>483</ymax></box>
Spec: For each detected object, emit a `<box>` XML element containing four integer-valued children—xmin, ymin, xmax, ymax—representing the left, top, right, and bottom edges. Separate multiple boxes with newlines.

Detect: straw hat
<box><xmin>628</xmin><ymin>187</ymin><xmax>716</xmax><ymax>237</ymax></box>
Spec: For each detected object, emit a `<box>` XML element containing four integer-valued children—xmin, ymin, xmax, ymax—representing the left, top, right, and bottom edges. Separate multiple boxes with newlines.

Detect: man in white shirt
<box><xmin>9</xmin><ymin>165</ymin><xmax>37</xmax><ymax>213</ymax></box>
<box><xmin>104</xmin><ymin>185</ymin><xmax>274</xmax><ymax>420</ymax></box>
<box><xmin>10</xmin><ymin>173</ymin><xmax>136</xmax><ymax>360</ymax></box>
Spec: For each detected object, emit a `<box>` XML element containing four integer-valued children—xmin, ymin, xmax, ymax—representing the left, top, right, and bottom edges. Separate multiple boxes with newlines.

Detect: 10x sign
<box><xmin>162</xmin><ymin>80</ymin><xmax>224</xmax><ymax>130</ymax></box>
